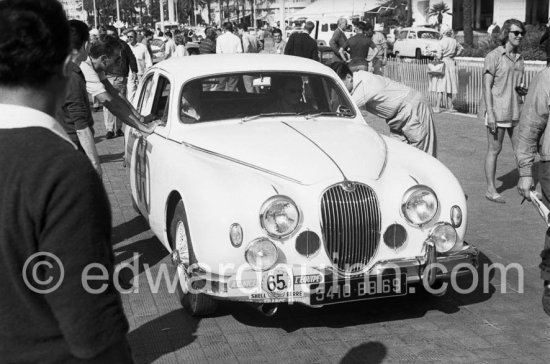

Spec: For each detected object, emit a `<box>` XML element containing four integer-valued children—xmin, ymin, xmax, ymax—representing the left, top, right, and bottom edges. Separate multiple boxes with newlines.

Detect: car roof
<box><xmin>152</xmin><ymin>54</ymin><xmax>336</xmax><ymax>82</ymax></box>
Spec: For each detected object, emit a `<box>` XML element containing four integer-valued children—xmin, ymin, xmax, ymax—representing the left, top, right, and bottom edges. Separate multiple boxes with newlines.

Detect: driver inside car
<box><xmin>264</xmin><ymin>76</ymin><xmax>315</xmax><ymax>114</ymax></box>
<box><xmin>180</xmin><ymin>81</ymin><xmax>202</xmax><ymax>122</ymax></box>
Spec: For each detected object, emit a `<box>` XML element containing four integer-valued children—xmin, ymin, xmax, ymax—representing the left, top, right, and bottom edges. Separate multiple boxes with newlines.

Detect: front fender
<box><xmin>382</xmin><ymin>137</ymin><xmax>468</xmax><ymax>242</ymax></box>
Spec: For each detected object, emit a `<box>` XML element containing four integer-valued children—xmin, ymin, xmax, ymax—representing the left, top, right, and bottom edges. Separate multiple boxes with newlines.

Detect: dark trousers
<box><xmin>539</xmin><ymin>161</ymin><xmax>550</xmax><ymax>281</ymax></box>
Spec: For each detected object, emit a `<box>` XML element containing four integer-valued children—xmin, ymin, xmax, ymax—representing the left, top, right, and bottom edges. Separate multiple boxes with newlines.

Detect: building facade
<box><xmin>413</xmin><ymin>0</ymin><xmax>549</xmax><ymax>30</ymax></box>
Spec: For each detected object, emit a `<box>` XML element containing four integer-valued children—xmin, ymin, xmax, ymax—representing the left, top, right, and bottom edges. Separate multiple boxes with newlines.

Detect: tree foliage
<box><xmin>377</xmin><ymin>0</ymin><xmax>413</xmax><ymax>27</ymax></box>
<box><xmin>428</xmin><ymin>1</ymin><xmax>452</xmax><ymax>26</ymax></box>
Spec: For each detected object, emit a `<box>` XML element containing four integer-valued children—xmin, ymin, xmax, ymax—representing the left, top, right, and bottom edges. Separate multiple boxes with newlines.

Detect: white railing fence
<box><xmin>384</xmin><ymin>57</ymin><xmax>547</xmax><ymax>115</ymax></box>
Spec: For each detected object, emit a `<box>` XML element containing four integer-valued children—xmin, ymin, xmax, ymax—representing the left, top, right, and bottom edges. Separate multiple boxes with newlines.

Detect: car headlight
<box><xmin>260</xmin><ymin>196</ymin><xmax>300</xmax><ymax>238</ymax></box>
<box><xmin>245</xmin><ymin>238</ymin><xmax>278</xmax><ymax>271</ymax></box>
<box><xmin>429</xmin><ymin>223</ymin><xmax>457</xmax><ymax>253</ymax></box>
<box><xmin>402</xmin><ymin>185</ymin><xmax>439</xmax><ymax>226</ymax></box>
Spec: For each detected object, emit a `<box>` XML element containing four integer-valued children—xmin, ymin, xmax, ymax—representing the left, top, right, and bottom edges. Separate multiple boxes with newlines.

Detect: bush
<box><xmin>460</xmin><ymin>24</ymin><xmax>547</xmax><ymax>61</ymax></box>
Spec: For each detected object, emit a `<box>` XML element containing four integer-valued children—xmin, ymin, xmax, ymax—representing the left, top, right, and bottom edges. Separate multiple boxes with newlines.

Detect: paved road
<box><xmin>94</xmin><ymin>108</ymin><xmax>550</xmax><ymax>363</ymax></box>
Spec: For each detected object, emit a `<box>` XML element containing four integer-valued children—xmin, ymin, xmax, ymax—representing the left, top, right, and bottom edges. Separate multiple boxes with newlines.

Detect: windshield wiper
<box><xmin>304</xmin><ymin>111</ymin><xmax>354</xmax><ymax>119</ymax></box>
<box><xmin>242</xmin><ymin>112</ymin><xmax>297</xmax><ymax>122</ymax></box>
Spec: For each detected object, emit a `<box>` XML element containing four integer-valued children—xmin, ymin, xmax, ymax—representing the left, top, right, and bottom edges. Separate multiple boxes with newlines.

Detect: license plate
<box><xmin>310</xmin><ymin>273</ymin><xmax>407</xmax><ymax>305</ymax></box>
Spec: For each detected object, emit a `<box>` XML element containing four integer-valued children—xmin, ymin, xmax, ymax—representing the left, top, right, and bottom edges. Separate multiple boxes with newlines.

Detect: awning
<box><xmin>289</xmin><ymin>0</ymin><xmax>379</xmax><ymax>20</ymax></box>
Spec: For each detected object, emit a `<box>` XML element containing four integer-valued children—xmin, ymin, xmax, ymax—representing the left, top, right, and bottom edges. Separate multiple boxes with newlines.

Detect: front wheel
<box><xmin>415</xmin><ymin>48</ymin><xmax>422</xmax><ymax>59</ymax></box>
<box><xmin>170</xmin><ymin>200</ymin><xmax>218</xmax><ymax>316</ymax></box>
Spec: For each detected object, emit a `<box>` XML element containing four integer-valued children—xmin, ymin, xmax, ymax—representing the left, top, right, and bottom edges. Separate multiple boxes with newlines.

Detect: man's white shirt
<box><xmin>129</xmin><ymin>42</ymin><xmax>152</xmax><ymax>75</ymax></box>
<box><xmin>164</xmin><ymin>38</ymin><xmax>177</xmax><ymax>59</ymax></box>
<box><xmin>216</xmin><ymin>32</ymin><xmax>243</xmax><ymax>54</ymax></box>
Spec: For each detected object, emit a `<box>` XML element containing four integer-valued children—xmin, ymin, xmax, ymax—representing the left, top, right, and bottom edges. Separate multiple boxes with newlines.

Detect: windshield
<box><xmin>179</xmin><ymin>72</ymin><xmax>356</xmax><ymax>123</ymax></box>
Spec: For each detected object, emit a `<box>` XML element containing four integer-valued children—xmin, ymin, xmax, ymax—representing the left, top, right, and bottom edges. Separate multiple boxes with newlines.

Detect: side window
<box><xmin>321</xmin><ymin>23</ymin><xmax>328</xmax><ymax>32</ymax></box>
<box><xmin>138</xmin><ymin>74</ymin><xmax>155</xmax><ymax>115</ymax></box>
<box><xmin>329</xmin><ymin>23</ymin><xmax>337</xmax><ymax>31</ymax></box>
<box><xmin>408</xmin><ymin>31</ymin><xmax>417</xmax><ymax>39</ymax></box>
<box><xmin>151</xmin><ymin>75</ymin><xmax>171</xmax><ymax>122</ymax></box>
<box><xmin>399</xmin><ymin>31</ymin><xmax>408</xmax><ymax>40</ymax></box>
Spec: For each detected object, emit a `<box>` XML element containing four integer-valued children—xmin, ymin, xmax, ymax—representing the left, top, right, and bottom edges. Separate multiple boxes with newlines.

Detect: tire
<box><xmin>170</xmin><ymin>200</ymin><xmax>218</xmax><ymax>316</ymax></box>
<box><xmin>415</xmin><ymin>48</ymin><xmax>422</xmax><ymax>59</ymax></box>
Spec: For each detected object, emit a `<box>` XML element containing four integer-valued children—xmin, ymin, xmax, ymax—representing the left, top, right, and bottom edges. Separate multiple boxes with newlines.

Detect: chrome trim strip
<box><xmin>182</xmin><ymin>141</ymin><xmax>306</xmax><ymax>185</ymax></box>
<box><xmin>281</xmin><ymin>121</ymin><xmax>348</xmax><ymax>181</ymax></box>
<box><xmin>377</xmin><ymin>135</ymin><xmax>388</xmax><ymax>180</ymax></box>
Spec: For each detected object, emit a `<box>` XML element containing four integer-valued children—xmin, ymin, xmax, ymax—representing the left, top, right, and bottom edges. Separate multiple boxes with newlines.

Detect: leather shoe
<box><xmin>116</xmin><ymin>129</ymin><xmax>124</xmax><ymax>137</ymax></box>
<box><xmin>543</xmin><ymin>281</ymin><xmax>550</xmax><ymax>316</ymax></box>
<box><xmin>105</xmin><ymin>131</ymin><xmax>114</xmax><ymax>139</ymax></box>
<box><xmin>485</xmin><ymin>192</ymin><xmax>505</xmax><ymax>204</ymax></box>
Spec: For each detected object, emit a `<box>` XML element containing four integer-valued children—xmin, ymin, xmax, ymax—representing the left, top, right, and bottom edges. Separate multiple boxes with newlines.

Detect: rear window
<box><xmin>418</xmin><ymin>31</ymin><xmax>439</xmax><ymax>39</ymax></box>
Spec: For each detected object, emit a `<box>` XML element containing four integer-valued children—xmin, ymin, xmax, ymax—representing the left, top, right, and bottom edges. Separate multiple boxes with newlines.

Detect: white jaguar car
<box><xmin>125</xmin><ymin>54</ymin><xmax>478</xmax><ymax>316</ymax></box>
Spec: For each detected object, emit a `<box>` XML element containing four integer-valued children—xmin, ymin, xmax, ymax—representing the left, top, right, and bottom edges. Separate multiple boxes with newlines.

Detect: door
<box><xmin>126</xmin><ymin>72</ymin><xmax>157</xmax><ymax>218</ymax></box>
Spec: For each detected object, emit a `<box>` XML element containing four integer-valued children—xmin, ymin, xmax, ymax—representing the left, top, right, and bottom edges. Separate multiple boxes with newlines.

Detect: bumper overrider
<box><xmin>189</xmin><ymin>241</ymin><xmax>479</xmax><ymax>307</ymax></box>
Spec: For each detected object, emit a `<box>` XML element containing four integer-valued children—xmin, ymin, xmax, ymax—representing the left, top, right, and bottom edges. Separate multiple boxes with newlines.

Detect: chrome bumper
<box><xmin>194</xmin><ymin>241</ymin><xmax>479</xmax><ymax>306</ymax></box>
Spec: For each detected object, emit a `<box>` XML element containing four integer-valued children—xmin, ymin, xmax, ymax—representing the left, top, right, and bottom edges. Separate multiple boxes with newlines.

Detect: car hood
<box><xmin>179</xmin><ymin>119</ymin><xmax>387</xmax><ymax>185</ymax></box>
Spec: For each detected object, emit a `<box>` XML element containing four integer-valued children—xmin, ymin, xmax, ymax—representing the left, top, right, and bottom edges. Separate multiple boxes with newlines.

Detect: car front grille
<box><xmin>320</xmin><ymin>183</ymin><xmax>381</xmax><ymax>273</ymax></box>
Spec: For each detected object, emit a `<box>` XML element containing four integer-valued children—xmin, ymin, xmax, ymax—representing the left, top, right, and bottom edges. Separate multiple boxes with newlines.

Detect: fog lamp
<box><xmin>245</xmin><ymin>238</ymin><xmax>278</xmax><ymax>271</ymax></box>
<box><xmin>429</xmin><ymin>223</ymin><xmax>457</xmax><ymax>253</ymax></box>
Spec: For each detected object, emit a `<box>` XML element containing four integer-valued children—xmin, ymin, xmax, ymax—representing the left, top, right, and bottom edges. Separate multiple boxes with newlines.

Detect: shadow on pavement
<box><xmin>497</xmin><ymin>162</ymin><xmax>539</xmax><ymax>194</ymax></box>
<box><xmin>340</xmin><ymin>342</ymin><xmax>387</xmax><ymax>364</ymax></box>
<box><xmin>113</xmin><ymin>216</ymin><xmax>169</xmax><ymax>286</ymax></box>
<box><xmin>229</xmin><ymin>251</ymin><xmax>495</xmax><ymax>332</ymax></box>
<box><xmin>112</xmin><ymin>215</ymin><xmax>150</xmax><ymax>244</ymax></box>
<box><xmin>99</xmin><ymin>151</ymin><xmax>124</xmax><ymax>164</ymax></box>
<box><xmin>497</xmin><ymin>167</ymin><xmax>519</xmax><ymax>194</ymax></box>
<box><xmin>127</xmin><ymin>309</ymin><xmax>199</xmax><ymax>364</ymax></box>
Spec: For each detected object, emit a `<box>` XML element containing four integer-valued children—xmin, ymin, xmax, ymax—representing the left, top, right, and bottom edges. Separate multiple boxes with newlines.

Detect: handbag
<box><xmin>427</xmin><ymin>60</ymin><xmax>445</xmax><ymax>77</ymax></box>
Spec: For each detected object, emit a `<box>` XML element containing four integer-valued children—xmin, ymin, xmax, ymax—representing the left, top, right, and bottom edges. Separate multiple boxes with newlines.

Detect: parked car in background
<box><xmin>392</xmin><ymin>27</ymin><xmax>440</xmax><ymax>59</ymax></box>
<box><xmin>125</xmin><ymin>54</ymin><xmax>478</xmax><ymax>316</ymax></box>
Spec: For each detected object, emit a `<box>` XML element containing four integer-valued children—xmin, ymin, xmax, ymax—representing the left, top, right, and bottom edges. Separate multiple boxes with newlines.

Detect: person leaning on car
<box><xmin>0</xmin><ymin>0</ymin><xmax>133</xmax><ymax>362</ymax></box>
<box><xmin>515</xmin><ymin>65</ymin><xmax>550</xmax><ymax>317</ymax></box>
<box><xmin>330</xmin><ymin>61</ymin><xmax>437</xmax><ymax>157</ymax></box>
<box><xmin>104</xmin><ymin>25</ymin><xmax>138</xmax><ymax>139</ymax></box>
<box><xmin>80</xmin><ymin>36</ymin><xmax>160</xmax><ymax>135</ymax></box>
<box><xmin>56</xmin><ymin>19</ymin><xmax>102</xmax><ymax>177</ymax></box>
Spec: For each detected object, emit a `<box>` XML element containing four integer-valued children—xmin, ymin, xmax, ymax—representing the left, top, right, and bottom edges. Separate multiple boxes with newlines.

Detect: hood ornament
<box><xmin>341</xmin><ymin>181</ymin><xmax>356</xmax><ymax>192</ymax></box>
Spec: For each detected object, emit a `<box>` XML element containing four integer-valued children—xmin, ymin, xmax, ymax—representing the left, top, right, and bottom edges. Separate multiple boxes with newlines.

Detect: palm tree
<box><xmin>428</xmin><ymin>1</ymin><xmax>452</xmax><ymax>28</ymax></box>
<box><xmin>463</xmin><ymin>0</ymin><xmax>474</xmax><ymax>47</ymax></box>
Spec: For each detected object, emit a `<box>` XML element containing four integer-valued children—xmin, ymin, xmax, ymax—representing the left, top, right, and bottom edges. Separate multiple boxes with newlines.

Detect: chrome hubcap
<box><xmin>173</xmin><ymin>220</ymin><xmax>190</xmax><ymax>294</ymax></box>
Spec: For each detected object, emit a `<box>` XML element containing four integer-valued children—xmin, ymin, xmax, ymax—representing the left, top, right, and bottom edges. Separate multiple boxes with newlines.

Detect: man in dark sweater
<box><xmin>284</xmin><ymin>21</ymin><xmax>319</xmax><ymax>61</ymax></box>
<box><xmin>0</xmin><ymin>0</ymin><xmax>133</xmax><ymax>362</ymax></box>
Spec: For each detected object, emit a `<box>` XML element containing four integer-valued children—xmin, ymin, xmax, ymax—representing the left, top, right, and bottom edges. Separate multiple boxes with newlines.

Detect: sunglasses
<box><xmin>510</xmin><ymin>30</ymin><xmax>525</xmax><ymax>37</ymax></box>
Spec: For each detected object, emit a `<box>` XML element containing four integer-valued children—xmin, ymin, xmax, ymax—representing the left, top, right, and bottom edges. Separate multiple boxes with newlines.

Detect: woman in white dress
<box><xmin>429</xmin><ymin>25</ymin><xmax>463</xmax><ymax>112</ymax></box>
